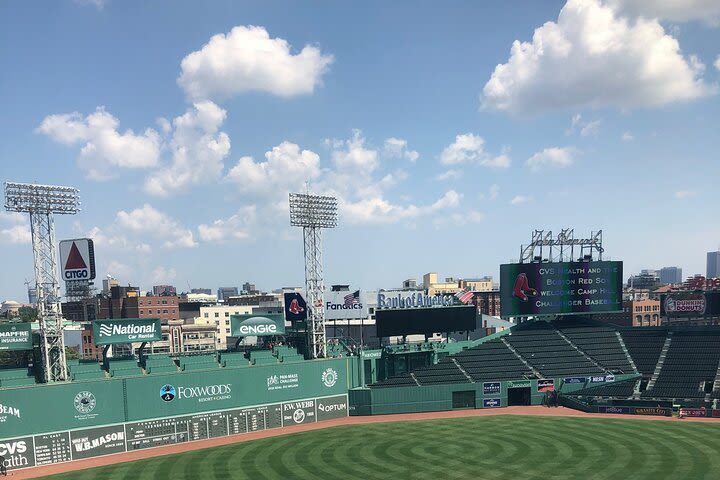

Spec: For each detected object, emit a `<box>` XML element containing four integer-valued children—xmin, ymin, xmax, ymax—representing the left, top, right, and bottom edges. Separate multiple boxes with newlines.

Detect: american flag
<box><xmin>344</xmin><ymin>290</ymin><xmax>360</xmax><ymax>307</ymax></box>
<box><xmin>455</xmin><ymin>289</ymin><xmax>474</xmax><ymax>304</ymax></box>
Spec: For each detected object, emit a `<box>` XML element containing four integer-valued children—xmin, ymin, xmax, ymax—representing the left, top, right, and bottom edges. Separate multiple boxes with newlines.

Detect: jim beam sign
<box><xmin>230</xmin><ymin>314</ymin><xmax>285</xmax><ymax>337</ymax></box>
<box><xmin>92</xmin><ymin>318</ymin><xmax>162</xmax><ymax>345</ymax></box>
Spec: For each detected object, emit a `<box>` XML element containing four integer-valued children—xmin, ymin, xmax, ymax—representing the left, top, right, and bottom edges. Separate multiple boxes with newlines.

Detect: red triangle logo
<box><xmin>65</xmin><ymin>242</ymin><xmax>87</xmax><ymax>270</ymax></box>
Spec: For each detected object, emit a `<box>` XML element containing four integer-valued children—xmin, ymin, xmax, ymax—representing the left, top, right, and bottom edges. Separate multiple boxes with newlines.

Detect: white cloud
<box><xmin>198</xmin><ymin>206</ymin><xmax>257</xmax><ymax>242</ymax></box>
<box><xmin>527</xmin><ymin>147</ymin><xmax>577</xmax><ymax>171</ymax></box>
<box><xmin>144</xmin><ymin>101</ymin><xmax>230</xmax><ymax>197</ymax></box>
<box><xmin>481</xmin><ymin>0</ymin><xmax>715</xmax><ymax>114</ymax></box>
<box><xmin>511</xmin><ymin>195</ymin><xmax>533</xmax><ymax>205</ymax></box>
<box><xmin>715</xmin><ymin>55</ymin><xmax>720</xmax><ymax>71</ymax></box>
<box><xmin>440</xmin><ymin>133</ymin><xmax>510</xmax><ymax>168</ymax></box>
<box><xmin>150</xmin><ymin>266</ymin><xmax>177</xmax><ymax>285</ymax></box>
<box><xmin>225</xmin><ymin>141</ymin><xmax>320</xmax><ymax>197</ymax></box>
<box><xmin>436</xmin><ymin>169</ymin><xmax>462</xmax><ymax>181</ymax></box>
<box><xmin>675</xmin><ymin>190</ymin><xmax>697</xmax><ymax>199</ymax></box>
<box><xmin>178</xmin><ymin>25</ymin><xmax>333</xmax><ymax>100</ymax></box>
<box><xmin>622</xmin><ymin>131</ymin><xmax>635</xmax><ymax>141</ymax></box>
<box><xmin>580</xmin><ymin>120</ymin><xmax>601</xmax><ymax>137</ymax></box>
<box><xmin>0</xmin><ymin>225</ymin><xmax>31</xmax><ymax>245</ymax></box>
<box><xmin>37</xmin><ymin>107</ymin><xmax>160</xmax><ymax>180</ymax></box>
<box><xmin>608</xmin><ymin>0</ymin><xmax>720</xmax><ymax>25</ymax></box>
<box><xmin>489</xmin><ymin>184</ymin><xmax>500</xmax><ymax>200</ymax></box>
<box><xmin>115</xmin><ymin>204</ymin><xmax>197</xmax><ymax>248</ymax></box>
<box><xmin>384</xmin><ymin>137</ymin><xmax>419</xmax><ymax>162</ymax></box>
<box><xmin>341</xmin><ymin>190</ymin><xmax>462</xmax><ymax>225</ymax></box>
<box><xmin>106</xmin><ymin>260</ymin><xmax>132</xmax><ymax>280</ymax></box>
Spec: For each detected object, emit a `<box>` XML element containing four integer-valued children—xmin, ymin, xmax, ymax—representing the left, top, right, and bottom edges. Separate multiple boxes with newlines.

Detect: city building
<box><xmin>471</xmin><ymin>291</ymin><xmax>502</xmax><ymax>317</ymax></box>
<box><xmin>628</xmin><ymin>299</ymin><xmax>661</xmax><ymax>327</ymax></box>
<box><xmin>97</xmin><ymin>286</ymin><xmax>181</xmax><ymax>324</ymax></box>
<box><xmin>242</xmin><ymin>282</ymin><xmax>258</xmax><ymax>294</ymax></box>
<box><xmin>196</xmin><ymin>304</ymin><xmax>254</xmax><ymax>349</ymax></box>
<box><xmin>459</xmin><ymin>277</ymin><xmax>493</xmax><ymax>292</ymax></box>
<box><xmin>102</xmin><ymin>277</ymin><xmax>119</xmax><ymax>295</ymax></box>
<box><xmin>659</xmin><ymin>267</ymin><xmax>683</xmax><ymax>285</ymax></box>
<box><xmin>423</xmin><ymin>272</ymin><xmax>462</xmax><ymax>296</ymax></box>
<box><xmin>708</xmin><ymin>251</ymin><xmax>720</xmax><ymax>278</ymax></box>
<box><xmin>627</xmin><ymin>270</ymin><xmax>660</xmax><ymax>290</ymax></box>
<box><xmin>217</xmin><ymin>286</ymin><xmax>239</xmax><ymax>302</ymax></box>
<box><xmin>402</xmin><ymin>279</ymin><xmax>418</xmax><ymax>289</ymax></box>
<box><xmin>181</xmin><ymin>292</ymin><xmax>218</xmax><ymax>303</ymax></box>
<box><xmin>152</xmin><ymin>285</ymin><xmax>177</xmax><ymax>296</ymax></box>
<box><xmin>142</xmin><ymin>320</ymin><xmax>217</xmax><ymax>355</ymax></box>
<box><xmin>190</xmin><ymin>288</ymin><xmax>212</xmax><ymax>295</ymax></box>
<box><xmin>80</xmin><ymin>325</ymin><xmax>103</xmax><ymax>360</ymax></box>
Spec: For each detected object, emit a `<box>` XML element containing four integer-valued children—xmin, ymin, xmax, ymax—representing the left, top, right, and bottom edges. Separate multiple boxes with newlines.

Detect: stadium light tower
<box><xmin>289</xmin><ymin>192</ymin><xmax>337</xmax><ymax>359</ymax></box>
<box><xmin>4</xmin><ymin>182</ymin><xmax>80</xmax><ymax>382</ymax></box>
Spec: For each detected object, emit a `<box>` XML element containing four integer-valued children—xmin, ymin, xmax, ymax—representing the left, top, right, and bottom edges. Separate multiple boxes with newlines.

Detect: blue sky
<box><xmin>1</xmin><ymin>0</ymin><xmax>719</xmax><ymax>301</ymax></box>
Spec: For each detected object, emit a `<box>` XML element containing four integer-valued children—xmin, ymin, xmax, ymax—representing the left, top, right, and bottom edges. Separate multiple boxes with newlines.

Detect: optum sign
<box><xmin>230</xmin><ymin>314</ymin><xmax>285</xmax><ymax>337</ymax></box>
<box><xmin>92</xmin><ymin>318</ymin><xmax>162</xmax><ymax>345</ymax></box>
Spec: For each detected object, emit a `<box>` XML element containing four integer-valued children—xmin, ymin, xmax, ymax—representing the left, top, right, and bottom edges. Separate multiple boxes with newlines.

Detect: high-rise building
<box><xmin>242</xmin><ymin>282</ymin><xmax>257</xmax><ymax>294</ymax></box>
<box><xmin>627</xmin><ymin>270</ymin><xmax>660</xmax><ymax>290</ymax></box>
<box><xmin>708</xmin><ymin>251</ymin><xmax>720</xmax><ymax>278</ymax></box>
<box><xmin>217</xmin><ymin>287</ymin><xmax>239</xmax><ymax>302</ymax></box>
<box><xmin>102</xmin><ymin>276</ymin><xmax>119</xmax><ymax>295</ymax></box>
<box><xmin>659</xmin><ymin>267</ymin><xmax>683</xmax><ymax>285</ymax></box>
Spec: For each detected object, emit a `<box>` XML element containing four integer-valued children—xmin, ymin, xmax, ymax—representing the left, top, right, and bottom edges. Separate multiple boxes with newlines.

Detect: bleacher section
<box><xmin>179</xmin><ymin>354</ymin><xmax>219</xmax><ymax>372</ymax></box>
<box><xmin>0</xmin><ymin>367</ymin><xmax>36</xmax><ymax>388</ymax></box>
<box><xmin>453</xmin><ymin>339</ymin><xmax>536</xmax><ymax>382</ymax></box>
<box><xmin>556</xmin><ymin>322</ymin><xmax>635</xmax><ymax>374</ymax></box>
<box><xmin>107</xmin><ymin>358</ymin><xmax>142</xmax><ymax>377</ymax></box>
<box><xmin>641</xmin><ymin>331</ymin><xmax>720</xmax><ymax>400</ymax></box>
<box><xmin>143</xmin><ymin>355</ymin><xmax>179</xmax><ymax>374</ymax></box>
<box><xmin>220</xmin><ymin>351</ymin><xmax>250</xmax><ymax>368</ymax></box>
<box><xmin>68</xmin><ymin>360</ymin><xmax>107</xmax><ymax>381</ymax></box>
<box><xmin>370</xmin><ymin>373</ymin><xmax>418</xmax><ymax>388</ymax></box>
<box><xmin>620</xmin><ymin>329</ymin><xmax>667</xmax><ymax>375</ymax></box>
<box><xmin>411</xmin><ymin>358</ymin><xmax>469</xmax><ymax>385</ymax></box>
<box><xmin>504</xmin><ymin>322</ymin><xmax>605</xmax><ymax>377</ymax></box>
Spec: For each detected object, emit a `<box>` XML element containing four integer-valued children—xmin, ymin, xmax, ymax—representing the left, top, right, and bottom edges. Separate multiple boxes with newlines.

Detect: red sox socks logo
<box><xmin>512</xmin><ymin>273</ymin><xmax>538</xmax><ymax>302</ymax></box>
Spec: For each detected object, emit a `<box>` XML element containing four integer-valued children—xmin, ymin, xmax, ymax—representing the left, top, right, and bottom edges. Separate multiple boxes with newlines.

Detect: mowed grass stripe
<box><xmin>39</xmin><ymin>416</ymin><xmax>720</xmax><ymax>480</ymax></box>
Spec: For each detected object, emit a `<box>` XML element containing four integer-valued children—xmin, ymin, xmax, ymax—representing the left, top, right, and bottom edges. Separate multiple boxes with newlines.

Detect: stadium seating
<box><xmin>144</xmin><ymin>355</ymin><xmax>179</xmax><ymax>374</ymax></box>
<box><xmin>107</xmin><ymin>357</ymin><xmax>142</xmax><ymax>377</ymax></box>
<box><xmin>504</xmin><ymin>322</ymin><xmax>605</xmax><ymax>377</ymax></box>
<box><xmin>179</xmin><ymin>354</ymin><xmax>220</xmax><ymax>372</ymax></box>
<box><xmin>641</xmin><ymin>331</ymin><xmax>720</xmax><ymax>400</ymax></box>
<box><xmin>567</xmin><ymin>379</ymin><xmax>638</xmax><ymax>398</ymax></box>
<box><xmin>453</xmin><ymin>339</ymin><xmax>536</xmax><ymax>382</ymax></box>
<box><xmin>220</xmin><ymin>351</ymin><xmax>251</xmax><ymax>368</ymax></box>
<box><xmin>619</xmin><ymin>329</ymin><xmax>667</xmax><ymax>375</ymax></box>
<box><xmin>68</xmin><ymin>360</ymin><xmax>107</xmax><ymax>381</ymax></box>
<box><xmin>556</xmin><ymin>321</ymin><xmax>635</xmax><ymax>374</ymax></box>
<box><xmin>370</xmin><ymin>373</ymin><xmax>418</xmax><ymax>388</ymax></box>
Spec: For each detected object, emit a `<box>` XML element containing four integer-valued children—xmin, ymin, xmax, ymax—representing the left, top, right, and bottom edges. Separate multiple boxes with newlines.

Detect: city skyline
<box><xmin>2</xmin><ymin>0</ymin><xmax>720</xmax><ymax>300</ymax></box>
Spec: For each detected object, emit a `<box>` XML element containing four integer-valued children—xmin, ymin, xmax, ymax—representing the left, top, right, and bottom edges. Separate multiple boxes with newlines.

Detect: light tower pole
<box><xmin>289</xmin><ymin>192</ymin><xmax>337</xmax><ymax>359</ymax></box>
<box><xmin>4</xmin><ymin>182</ymin><xmax>80</xmax><ymax>382</ymax></box>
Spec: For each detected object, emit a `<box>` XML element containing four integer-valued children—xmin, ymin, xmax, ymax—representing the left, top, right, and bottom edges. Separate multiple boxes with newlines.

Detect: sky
<box><xmin>1</xmin><ymin>0</ymin><xmax>720</xmax><ymax>301</ymax></box>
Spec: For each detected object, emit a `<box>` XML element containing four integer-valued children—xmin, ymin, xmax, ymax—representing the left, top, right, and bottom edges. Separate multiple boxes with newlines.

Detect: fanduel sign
<box><xmin>376</xmin><ymin>291</ymin><xmax>455</xmax><ymax>309</ymax></box>
<box><xmin>230</xmin><ymin>314</ymin><xmax>285</xmax><ymax>337</ymax></box>
<box><xmin>92</xmin><ymin>318</ymin><xmax>162</xmax><ymax>345</ymax></box>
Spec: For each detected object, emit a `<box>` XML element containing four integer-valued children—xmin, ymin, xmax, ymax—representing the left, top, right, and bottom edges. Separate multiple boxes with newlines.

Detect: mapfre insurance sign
<box><xmin>59</xmin><ymin>238</ymin><xmax>96</xmax><ymax>281</ymax></box>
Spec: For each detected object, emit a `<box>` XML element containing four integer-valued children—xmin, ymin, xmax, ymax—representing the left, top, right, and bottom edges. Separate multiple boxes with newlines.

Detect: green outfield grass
<box><xmin>41</xmin><ymin>415</ymin><xmax>720</xmax><ymax>480</ymax></box>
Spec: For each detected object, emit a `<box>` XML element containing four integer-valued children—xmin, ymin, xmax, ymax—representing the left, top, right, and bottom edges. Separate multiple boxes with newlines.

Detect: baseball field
<box><xmin>37</xmin><ymin>415</ymin><xmax>720</xmax><ymax>480</ymax></box>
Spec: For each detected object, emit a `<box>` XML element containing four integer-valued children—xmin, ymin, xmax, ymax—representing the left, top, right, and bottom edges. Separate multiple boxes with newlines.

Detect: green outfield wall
<box><xmin>0</xmin><ymin>357</ymin><xmax>361</xmax><ymax>472</ymax></box>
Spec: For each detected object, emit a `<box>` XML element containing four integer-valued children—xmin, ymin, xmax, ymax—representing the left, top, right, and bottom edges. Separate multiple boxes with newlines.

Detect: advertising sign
<box><xmin>316</xmin><ymin>395</ymin><xmax>348</xmax><ymax>421</ymax></box>
<box><xmin>59</xmin><ymin>238</ymin><xmax>96</xmax><ymax>281</ymax></box>
<box><xmin>507</xmin><ymin>380</ymin><xmax>531</xmax><ymax>388</ymax></box>
<box><xmin>69</xmin><ymin>425</ymin><xmax>126</xmax><ymax>460</ymax></box>
<box><xmin>679</xmin><ymin>407</ymin><xmax>707</xmax><ymax>418</ymax></box>
<box><xmin>284</xmin><ymin>292</ymin><xmax>307</xmax><ymax>322</ymax></box>
<box><xmin>483</xmin><ymin>382</ymin><xmax>501</xmax><ymax>395</ymax></box>
<box><xmin>0</xmin><ymin>323</ymin><xmax>32</xmax><ymax>351</ymax></box>
<box><xmin>92</xmin><ymin>318</ymin><xmax>161</xmax><ymax>345</ymax></box>
<box><xmin>230</xmin><ymin>314</ymin><xmax>285</xmax><ymax>337</ymax></box>
<box><xmin>598</xmin><ymin>406</ymin><xmax>630</xmax><ymax>414</ymax></box>
<box><xmin>537</xmin><ymin>379</ymin><xmax>555</xmax><ymax>392</ymax></box>
<box><xmin>633</xmin><ymin>407</ymin><xmax>672</xmax><ymax>417</ymax></box>
<box><xmin>590</xmin><ymin>376</ymin><xmax>607</xmax><ymax>383</ymax></box>
<box><xmin>483</xmin><ymin>398</ymin><xmax>501</xmax><ymax>408</ymax></box>
<box><xmin>375</xmin><ymin>306</ymin><xmax>476</xmax><ymax>337</ymax></box>
<box><xmin>376</xmin><ymin>290</ymin><xmax>456</xmax><ymax>310</ymax></box>
<box><xmin>564</xmin><ymin>377</ymin><xmax>587</xmax><ymax>384</ymax></box>
<box><xmin>661</xmin><ymin>292</ymin><xmax>720</xmax><ymax>317</ymax></box>
<box><xmin>281</xmin><ymin>399</ymin><xmax>316</xmax><ymax>425</ymax></box>
<box><xmin>325</xmin><ymin>290</ymin><xmax>368</xmax><ymax>320</ymax></box>
<box><xmin>0</xmin><ymin>436</ymin><xmax>35</xmax><ymax>471</ymax></box>
<box><xmin>500</xmin><ymin>261</ymin><xmax>623</xmax><ymax>317</ymax></box>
